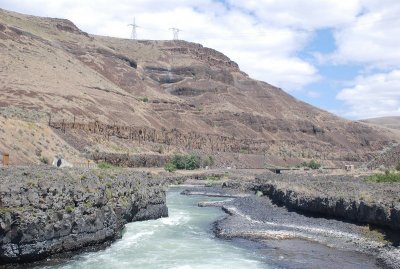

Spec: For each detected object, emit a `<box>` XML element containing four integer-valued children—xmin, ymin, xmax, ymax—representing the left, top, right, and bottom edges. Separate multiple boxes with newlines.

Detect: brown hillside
<box><xmin>0</xmin><ymin>8</ymin><xmax>397</xmax><ymax>166</ymax></box>
<box><xmin>361</xmin><ymin>117</ymin><xmax>400</xmax><ymax>136</ymax></box>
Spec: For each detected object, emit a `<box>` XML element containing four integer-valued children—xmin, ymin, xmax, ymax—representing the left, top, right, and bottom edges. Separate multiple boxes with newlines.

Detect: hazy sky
<box><xmin>1</xmin><ymin>0</ymin><xmax>399</xmax><ymax>119</ymax></box>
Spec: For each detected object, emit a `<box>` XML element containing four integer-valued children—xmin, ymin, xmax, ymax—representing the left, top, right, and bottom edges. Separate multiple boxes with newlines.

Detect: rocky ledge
<box><xmin>253</xmin><ymin>174</ymin><xmax>400</xmax><ymax>231</ymax></box>
<box><xmin>0</xmin><ymin>167</ymin><xmax>169</xmax><ymax>264</ymax></box>
<box><xmin>182</xmin><ymin>172</ymin><xmax>400</xmax><ymax>269</ymax></box>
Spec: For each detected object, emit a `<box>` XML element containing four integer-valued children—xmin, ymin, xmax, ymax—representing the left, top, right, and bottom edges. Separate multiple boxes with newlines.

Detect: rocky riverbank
<box><xmin>182</xmin><ymin>172</ymin><xmax>400</xmax><ymax>269</ymax></box>
<box><xmin>0</xmin><ymin>166</ymin><xmax>184</xmax><ymax>264</ymax></box>
<box><xmin>253</xmin><ymin>174</ymin><xmax>400</xmax><ymax>231</ymax></box>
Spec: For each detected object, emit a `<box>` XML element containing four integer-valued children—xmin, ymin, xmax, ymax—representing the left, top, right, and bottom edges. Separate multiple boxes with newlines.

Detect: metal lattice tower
<box><xmin>128</xmin><ymin>17</ymin><xmax>139</xmax><ymax>40</ymax></box>
<box><xmin>169</xmin><ymin>28</ymin><xmax>181</xmax><ymax>40</ymax></box>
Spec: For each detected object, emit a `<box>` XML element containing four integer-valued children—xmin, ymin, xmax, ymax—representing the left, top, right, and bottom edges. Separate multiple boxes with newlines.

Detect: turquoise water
<box><xmin>45</xmin><ymin>188</ymin><xmax>269</xmax><ymax>269</ymax></box>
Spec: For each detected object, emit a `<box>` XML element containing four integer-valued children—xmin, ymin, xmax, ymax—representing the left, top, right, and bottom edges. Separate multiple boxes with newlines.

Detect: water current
<box><xmin>44</xmin><ymin>188</ymin><xmax>267</xmax><ymax>269</ymax></box>
<box><xmin>40</xmin><ymin>187</ymin><xmax>379</xmax><ymax>269</ymax></box>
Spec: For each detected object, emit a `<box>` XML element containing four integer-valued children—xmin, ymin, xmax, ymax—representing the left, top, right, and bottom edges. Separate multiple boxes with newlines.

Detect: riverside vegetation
<box><xmin>164</xmin><ymin>153</ymin><xmax>214</xmax><ymax>172</ymax></box>
<box><xmin>367</xmin><ymin>162</ymin><xmax>400</xmax><ymax>183</ymax></box>
<box><xmin>367</xmin><ymin>170</ymin><xmax>400</xmax><ymax>183</ymax></box>
<box><xmin>297</xmin><ymin>159</ymin><xmax>322</xmax><ymax>169</ymax></box>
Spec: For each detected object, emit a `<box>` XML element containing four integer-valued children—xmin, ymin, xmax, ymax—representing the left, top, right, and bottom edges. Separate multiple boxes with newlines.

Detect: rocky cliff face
<box><xmin>253</xmin><ymin>174</ymin><xmax>400</xmax><ymax>231</ymax></box>
<box><xmin>0</xmin><ymin>8</ymin><xmax>397</xmax><ymax>165</ymax></box>
<box><xmin>0</xmin><ymin>167</ymin><xmax>168</xmax><ymax>264</ymax></box>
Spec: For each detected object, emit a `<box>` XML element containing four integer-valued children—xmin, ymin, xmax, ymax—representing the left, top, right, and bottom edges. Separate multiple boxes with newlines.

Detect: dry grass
<box><xmin>0</xmin><ymin>113</ymin><xmax>82</xmax><ymax>164</ymax></box>
<box><xmin>358</xmin><ymin>191</ymin><xmax>374</xmax><ymax>203</ymax></box>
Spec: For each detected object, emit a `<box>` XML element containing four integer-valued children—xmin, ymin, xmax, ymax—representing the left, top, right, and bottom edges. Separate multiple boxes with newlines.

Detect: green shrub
<box><xmin>105</xmin><ymin>188</ymin><xmax>113</xmax><ymax>200</ymax></box>
<box><xmin>65</xmin><ymin>205</ymin><xmax>75</xmax><ymax>213</ymax></box>
<box><xmin>165</xmin><ymin>153</ymin><xmax>214</xmax><ymax>171</ymax></box>
<box><xmin>164</xmin><ymin>162</ymin><xmax>177</xmax><ymax>172</ymax></box>
<box><xmin>205</xmin><ymin>175</ymin><xmax>220</xmax><ymax>187</ymax></box>
<box><xmin>203</xmin><ymin>155</ymin><xmax>215</xmax><ymax>167</ymax></box>
<box><xmin>142</xmin><ymin>96</ymin><xmax>149</xmax><ymax>102</ymax></box>
<box><xmin>171</xmin><ymin>153</ymin><xmax>201</xmax><ymax>170</ymax></box>
<box><xmin>0</xmin><ymin>207</ymin><xmax>27</xmax><ymax>213</ymax></box>
<box><xmin>300</xmin><ymin>160</ymin><xmax>322</xmax><ymax>169</ymax></box>
<box><xmin>205</xmin><ymin>175</ymin><xmax>220</xmax><ymax>181</ymax></box>
<box><xmin>367</xmin><ymin>171</ymin><xmax>400</xmax><ymax>183</ymax></box>
<box><xmin>98</xmin><ymin>161</ymin><xmax>115</xmax><ymax>169</ymax></box>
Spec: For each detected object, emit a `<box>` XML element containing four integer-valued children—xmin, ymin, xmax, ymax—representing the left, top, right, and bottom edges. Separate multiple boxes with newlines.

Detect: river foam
<box><xmin>42</xmin><ymin>188</ymin><xmax>268</xmax><ymax>269</ymax></box>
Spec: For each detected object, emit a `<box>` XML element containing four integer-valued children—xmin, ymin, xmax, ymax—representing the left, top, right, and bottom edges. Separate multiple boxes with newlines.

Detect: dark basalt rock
<box><xmin>53</xmin><ymin>18</ymin><xmax>90</xmax><ymax>37</ymax></box>
<box><xmin>170</xmin><ymin>87</ymin><xmax>205</xmax><ymax>97</ymax></box>
<box><xmin>96</xmin><ymin>48</ymin><xmax>137</xmax><ymax>69</ymax></box>
<box><xmin>0</xmin><ymin>167</ymin><xmax>168</xmax><ymax>264</ymax></box>
<box><xmin>253</xmin><ymin>174</ymin><xmax>400</xmax><ymax>231</ymax></box>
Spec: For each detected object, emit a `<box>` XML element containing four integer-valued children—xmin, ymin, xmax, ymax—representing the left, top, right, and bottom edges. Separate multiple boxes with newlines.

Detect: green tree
<box><xmin>166</xmin><ymin>153</ymin><xmax>203</xmax><ymax>171</ymax></box>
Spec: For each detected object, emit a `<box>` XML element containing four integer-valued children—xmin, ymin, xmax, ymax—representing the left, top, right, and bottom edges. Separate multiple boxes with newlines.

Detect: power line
<box><xmin>169</xmin><ymin>28</ymin><xmax>182</xmax><ymax>40</ymax></box>
<box><xmin>127</xmin><ymin>13</ymin><xmax>399</xmax><ymax>42</ymax></box>
<box><xmin>128</xmin><ymin>17</ymin><xmax>139</xmax><ymax>40</ymax></box>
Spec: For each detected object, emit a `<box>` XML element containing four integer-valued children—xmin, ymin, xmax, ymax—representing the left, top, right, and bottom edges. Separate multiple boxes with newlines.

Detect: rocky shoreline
<box><xmin>182</xmin><ymin>172</ymin><xmax>400</xmax><ymax>269</ymax></box>
<box><xmin>253</xmin><ymin>174</ymin><xmax>400</xmax><ymax>231</ymax></box>
<box><xmin>0</xmin><ymin>167</ymin><xmax>187</xmax><ymax>265</ymax></box>
<box><xmin>1</xmin><ymin>167</ymin><xmax>400</xmax><ymax>268</ymax></box>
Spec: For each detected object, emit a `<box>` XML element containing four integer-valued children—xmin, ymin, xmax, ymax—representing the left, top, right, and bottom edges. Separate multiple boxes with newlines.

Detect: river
<box><xmin>42</xmin><ymin>188</ymin><xmax>267</xmax><ymax>269</ymax></box>
<box><xmin>39</xmin><ymin>187</ymin><xmax>379</xmax><ymax>269</ymax></box>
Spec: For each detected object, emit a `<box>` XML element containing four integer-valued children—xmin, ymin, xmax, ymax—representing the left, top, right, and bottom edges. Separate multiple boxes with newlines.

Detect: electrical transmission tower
<box><xmin>128</xmin><ymin>17</ymin><xmax>139</xmax><ymax>40</ymax></box>
<box><xmin>169</xmin><ymin>28</ymin><xmax>181</xmax><ymax>40</ymax></box>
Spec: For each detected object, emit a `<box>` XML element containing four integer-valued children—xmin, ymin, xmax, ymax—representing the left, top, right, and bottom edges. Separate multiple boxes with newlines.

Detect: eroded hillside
<box><xmin>0</xmin><ymin>8</ymin><xmax>397</xmax><ymax>166</ymax></box>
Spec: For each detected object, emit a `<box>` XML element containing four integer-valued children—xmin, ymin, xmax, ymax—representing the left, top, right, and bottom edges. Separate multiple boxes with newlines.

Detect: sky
<box><xmin>1</xmin><ymin>0</ymin><xmax>399</xmax><ymax>120</ymax></box>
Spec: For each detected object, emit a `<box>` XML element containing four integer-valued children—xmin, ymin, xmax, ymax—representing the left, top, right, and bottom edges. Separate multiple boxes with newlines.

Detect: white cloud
<box><xmin>327</xmin><ymin>1</ymin><xmax>400</xmax><ymax>119</ymax></box>
<box><xmin>228</xmin><ymin>0</ymin><xmax>361</xmax><ymax>29</ymax></box>
<box><xmin>331</xmin><ymin>5</ymin><xmax>400</xmax><ymax>68</ymax></box>
<box><xmin>336</xmin><ymin>70</ymin><xmax>400</xmax><ymax>119</ymax></box>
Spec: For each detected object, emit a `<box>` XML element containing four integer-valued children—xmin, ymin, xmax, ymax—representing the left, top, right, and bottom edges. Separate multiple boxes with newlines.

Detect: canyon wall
<box><xmin>0</xmin><ymin>167</ymin><xmax>169</xmax><ymax>264</ymax></box>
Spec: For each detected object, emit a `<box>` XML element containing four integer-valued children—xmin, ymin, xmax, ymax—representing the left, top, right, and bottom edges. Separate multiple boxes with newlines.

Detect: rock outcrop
<box><xmin>0</xmin><ymin>167</ymin><xmax>168</xmax><ymax>264</ymax></box>
<box><xmin>183</xmin><ymin>176</ymin><xmax>400</xmax><ymax>269</ymax></box>
<box><xmin>253</xmin><ymin>174</ymin><xmax>400</xmax><ymax>231</ymax></box>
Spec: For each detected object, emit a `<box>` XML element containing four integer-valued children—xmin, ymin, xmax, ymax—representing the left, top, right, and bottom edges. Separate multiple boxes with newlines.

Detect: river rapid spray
<box><xmin>34</xmin><ymin>187</ymin><xmax>383</xmax><ymax>269</ymax></box>
<box><xmin>40</xmin><ymin>188</ymin><xmax>267</xmax><ymax>269</ymax></box>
